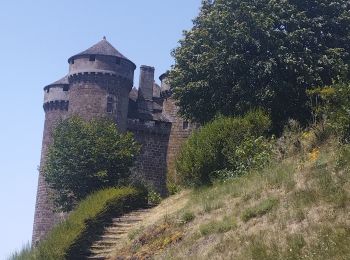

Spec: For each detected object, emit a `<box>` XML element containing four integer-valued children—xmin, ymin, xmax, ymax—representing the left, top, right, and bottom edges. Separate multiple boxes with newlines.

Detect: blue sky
<box><xmin>0</xmin><ymin>1</ymin><xmax>201</xmax><ymax>258</ymax></box>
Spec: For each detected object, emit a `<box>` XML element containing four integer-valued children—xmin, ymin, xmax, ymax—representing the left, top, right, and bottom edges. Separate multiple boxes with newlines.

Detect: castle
<box><xmin>32</xmin><ymin>37</ymin><xmax>195</xmax><ymax>244</ymax></box>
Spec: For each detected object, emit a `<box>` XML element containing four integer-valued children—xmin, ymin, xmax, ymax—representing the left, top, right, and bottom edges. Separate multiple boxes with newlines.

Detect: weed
<box><xmin>128</xmin><ymin>226</ymin><xmax>144</xmax><ymax>240</ymax></box>
<box><xmin>199</xmin><ymin>216</ymin><xmax>237</xmax><ymax>236</ymax></box>
<box><xmin>148</xmin><ymin>190</ymin><xmax>162</xmax><ymax>205</ymax></box>
<box><xmin>180</xmin><ymin>211</ymin><xmax>195</xmax><ymax>224</ymax></box>
<box><xmin>242</xmin><ymin>198</ymin><xmax>279</xmax><ymax>222</ymax></box>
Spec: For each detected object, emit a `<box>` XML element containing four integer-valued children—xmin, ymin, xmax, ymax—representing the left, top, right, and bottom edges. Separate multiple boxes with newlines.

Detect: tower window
<box><xmin>89</xmin><ymin>55</ymin><xmax>96</xmax><ymax>61</ymax></box>
<box><xmin>71</xmin><ymin>59</ymin><xmax>74</xmax><ymax>64</ymax></box>
<box><xmin>107</xmin><ymin>96</ymin><xmax>114</xmax><ymax>113</ymax></box>
<box><xmin>116</xmin><ymin>57</ymin><xmax>121</xmax><ymax>65</ymax></box>
<box><xmin>63</xmin><ymin>85</ymin><xmax>69</xmax><ymax>91</ymax></box>
<box><xmin>183</xmin><ymin>121</ymin><xmax>189</xmax><ymax>129</ymax></box>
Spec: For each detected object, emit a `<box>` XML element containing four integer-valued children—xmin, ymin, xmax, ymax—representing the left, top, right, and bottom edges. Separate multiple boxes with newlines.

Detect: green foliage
<box><xmin>148</xmin><ymin>189</ymin><xmax>162</xmax><ymax>205</ymax></box>
<box><xmin>176</xmin><ymin>110</ymin><xmax>271</xmax><ymax>186</ymax></box>
<box><xmin>199</xmin><ymin>216</ymin><xmax>237</xmax><ymax>236</ymax></box>
<box><xmin>12</xmin><ymin>187</ymin><xmax>146</xmax><ymax>260</ymax></box>
<box><xmin>45</xmin><ymin>116</ymin><xmax>141</xmax><ymax>211</ymax></box>
<box><xmin>307</xmin><ymin>82</ymin><xmax>350</xmax><ymax>142</ymax></box>
<box><xmin>166</xmin><ymin>181</ymin><xmax>182</xmax><ymax>196</ymax></box>
<box><xmin>169</xmin><ymin>0</ymin><xmax>350</xmax><ymax>132</ymax></box>
<box><xmin>180</xmin><ymin>211</ymin><xmax>195</xmax><ymax>224</ymax></box>
<box><xmin>8</xmin><ymin>243</ymin><xmax>32</xmax><ymax>260</ymax></box>
<box><xmin>241</xmin><ymin>197</ymin><xmax>279</xmax><ymax>222</ymax></box>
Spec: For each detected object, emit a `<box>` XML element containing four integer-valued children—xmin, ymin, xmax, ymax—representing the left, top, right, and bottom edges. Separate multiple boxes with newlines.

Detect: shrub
<box><xmin>307</xmin><ymin>82</ymin><xmax>350</xmax><ymax>143</ymax></box>
<box><xmin>175</xmin><ymin>110</ymin><xmax>271</xmax><ymax>186</ymax></box>
<box><xmin>45</xmin><ymin>116</ymin><xmax>141</xmax><ymax>211</ymax></box>
<box><xmin>13</xmin><ymin>187</ymin><xmax>146</xmax><ymax>260</ymax></box>
<box><xmin>148</xmin><ymin>189</ymin><xmax>162</xmax><ymax>205</ymax></box>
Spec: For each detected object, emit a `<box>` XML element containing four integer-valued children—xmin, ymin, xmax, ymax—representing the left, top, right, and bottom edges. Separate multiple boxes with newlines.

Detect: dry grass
<box><xmin>107</xmin><ymin>138</ymin><xmax>350</xmax><ymax>260</ymax></box>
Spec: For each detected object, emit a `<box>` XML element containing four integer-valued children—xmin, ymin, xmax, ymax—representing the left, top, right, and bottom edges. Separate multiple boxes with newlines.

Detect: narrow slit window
<box><xmin>107</xmin><ymin>96</ymin><xmax>113</xmax><ymax>113</ymax></box>
<box><xmin>89</xmin><ymin>55</ymin><xmax>96</xmax><ymax>61</ymax></box>
<box><xmin>183</xmin><ymin>121</ymin><xmax>189</xmax><ymax>129</ymax></box>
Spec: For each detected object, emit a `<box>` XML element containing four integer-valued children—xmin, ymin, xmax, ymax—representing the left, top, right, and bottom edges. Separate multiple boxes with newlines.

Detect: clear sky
<box><xmin>0</xmin><ymin>1</ymin><xmax>201</xmax><ymax>258</ymax></box>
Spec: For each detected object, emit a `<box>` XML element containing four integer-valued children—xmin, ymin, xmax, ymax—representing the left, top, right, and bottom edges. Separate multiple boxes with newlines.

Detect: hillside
<box><xmin>106</xmin><ymin>138</ymin><xmax>350</xmax><ymax>260</ymax></box>
<box><xmin>10</xmin><ymin>132</ymin><xmax>350</xmax><ymax>260</ymax></box>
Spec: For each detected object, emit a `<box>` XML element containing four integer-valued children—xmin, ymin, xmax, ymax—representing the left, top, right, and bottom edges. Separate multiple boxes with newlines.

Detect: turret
<box><xmin>32</xmin><ymin>76</ymin><xmax>69</xmax><ymax>245</ymax></box>
<box><xmin>67</xmin><ymin>37</ymin><xmax>136</xmax><ymax>131</ymax></box>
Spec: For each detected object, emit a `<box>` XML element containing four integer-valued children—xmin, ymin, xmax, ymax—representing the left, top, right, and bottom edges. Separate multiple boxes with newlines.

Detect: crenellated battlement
<box><xmin>68</xmin><ymin>72</ymin><xmax>132</xmax><ymax>94</ymax></box>
<box><xmin>43</xmin><ymin>100</ymin><xmax>69</xmax><ymax>112</ymax></box>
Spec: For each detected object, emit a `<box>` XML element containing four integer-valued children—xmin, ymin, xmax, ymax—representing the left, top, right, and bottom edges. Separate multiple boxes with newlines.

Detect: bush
<box><xmin>45</xmin><ymin>116</ymin><xmax>141</xmax><ymax>211</ymax></box>
<box><xmin>13</xmin><ymin>187</ymin><xmax>146</xmax><ymax>260</ymax></box>
<box><xmin>175</xmin><ymin>110</ymin><xmax>271</xmax><ymax>186</ymax></box>
<box><xmin>307</xmin><ymin>83</ymin><xmax>350</xmax><ymax>143</ymax></box>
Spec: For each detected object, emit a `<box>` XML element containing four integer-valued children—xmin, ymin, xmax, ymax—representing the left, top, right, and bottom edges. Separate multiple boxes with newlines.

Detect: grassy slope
<box><xmin>9</xmin><ymin>187</ymin><xmax>145</xmax><ymax>260</ymax></box>
<box><xmin>112</xmin><ymin>139</ymin><xmax>350</xmax><ymax>260</ymax></box>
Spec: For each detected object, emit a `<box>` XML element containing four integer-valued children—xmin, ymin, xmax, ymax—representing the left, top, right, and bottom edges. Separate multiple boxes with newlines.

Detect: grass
<box><xmin>8</xmin><ymin>243</ymin><xmax>32</xmax><ymax>260</ymax></box>
<box><xmin>241</xmin><ymin>197</ymin><xmax>279</xmax><ymax>222</ymax></box>
<box><xmin>12</xmin><ymin>132</ymin><xmax>350</xmax><ymax>259</ymax></box>
<box><xmin>180</xmin><ymin>211</ymin><xmax>195</xmax><ymax>224</ymax></box>
<box><xmin>199</xmin><ymin>215</ymin><xmax>237</xmax><ymax>236</ymax></box>
<box><xmin>11</xmin><ymin>187</ymin><xmax>146</xmax><ymax>260</ymax></box>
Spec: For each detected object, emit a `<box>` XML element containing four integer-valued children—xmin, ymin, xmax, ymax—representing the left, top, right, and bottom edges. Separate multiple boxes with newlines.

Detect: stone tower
<box><xmin>32</xmin><ymin>76</ymin><xmax>70</xmax><ymax>245</ymax></box>
<box><xmin>67</xmin><ymin>37</ymin><xmax>136</xmax><ymax>130</ymax></box>
<box><xmin>32</xmin><ymin>38</ymin><xmax>136</xmax><ymax>244</ymax></box>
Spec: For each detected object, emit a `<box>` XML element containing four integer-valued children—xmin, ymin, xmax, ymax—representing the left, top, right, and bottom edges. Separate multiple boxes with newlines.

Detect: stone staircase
<box><xmin>87</xmin><ymin>207</ymin><xmax>152</xmax><ymax>260</ymax></box>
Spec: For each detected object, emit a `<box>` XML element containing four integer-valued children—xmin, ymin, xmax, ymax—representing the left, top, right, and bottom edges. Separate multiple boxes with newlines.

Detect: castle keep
<box><xmin>32</xmin><ymin>38</ymin><xmax>194</xmax><ymax>244</ymax></box>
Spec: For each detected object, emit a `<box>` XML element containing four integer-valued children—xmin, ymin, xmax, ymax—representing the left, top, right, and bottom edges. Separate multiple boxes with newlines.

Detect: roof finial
<box><xmin>103</xmin><ymin>36</ymin><xmax>106</xmax><ymax>40</ymax></box>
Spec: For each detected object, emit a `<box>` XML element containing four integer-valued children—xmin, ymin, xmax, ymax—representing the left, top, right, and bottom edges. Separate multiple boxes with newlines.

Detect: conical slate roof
<box><xmin>44</xmin><ymin>75</ymin><xmax>69</xmax><ymax>90</ymax></box>
<box><xmin>68</xmin><ymin>37</ymin><xmax>135</xmax><ymax>67</ymax></box>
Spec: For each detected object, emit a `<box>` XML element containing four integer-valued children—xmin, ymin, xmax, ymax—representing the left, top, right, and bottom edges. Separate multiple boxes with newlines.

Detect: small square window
<box><xmin>89</xmin><ymin>55</ymin><xmax>96</xmax><ymax>61</ymax></box>
<box><xmin>63</xmin><ymin>85</ymin><xmax>69</xmax><ymax>92</ymax></box>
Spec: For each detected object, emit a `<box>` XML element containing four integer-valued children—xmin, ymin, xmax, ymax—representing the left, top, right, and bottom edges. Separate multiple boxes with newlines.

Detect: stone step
<box><xmin>90</xmin><ymin>245</ymin><xmax>112</xmax><ymax>250</ymax></box>
<box><xmin>87</xmin><ymin>255</ymin><xmax>107</xmax><ymax>260</ymax></box>
<box><xmin>93</xmin><ymin>240</ymin><xmax>119</xmax><ymax>246</ymax></box>
<box><xmin>85</xmin><ymin>207</ymin><xmax>153</xmax><ymax>259</ymax></box>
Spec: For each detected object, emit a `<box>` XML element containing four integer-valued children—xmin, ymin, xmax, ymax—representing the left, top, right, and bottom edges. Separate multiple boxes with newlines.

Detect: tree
<box><xmin>169</xmin><ymin>0</ymin><xmax>350</xmax><ymax>132</ymax></box>
<box><xmin>44</xmin><ymin>116</ymin><xmax>141</xmax><ymax>211</ymax></box>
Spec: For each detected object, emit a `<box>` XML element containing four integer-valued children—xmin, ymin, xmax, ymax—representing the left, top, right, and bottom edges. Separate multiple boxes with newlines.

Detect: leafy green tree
<box><xmin>44</xmin><ymin>116</ymin><xmax>141</xmax><ymax>211</ymax></box>
<box><xmin>170</xmin><ymin>0</ymin><xmax>350</xmax><ymax>132</ymax></box>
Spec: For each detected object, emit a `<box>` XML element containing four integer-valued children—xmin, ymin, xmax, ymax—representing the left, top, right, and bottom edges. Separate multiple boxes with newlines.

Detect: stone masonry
<box><xmin>32</xmin><ymin>38</ymin><xmax>194</xmax><ymax>244</ymax></box>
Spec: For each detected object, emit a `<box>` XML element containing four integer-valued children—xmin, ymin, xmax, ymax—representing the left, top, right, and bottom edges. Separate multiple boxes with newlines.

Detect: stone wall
<box><xmin>162</xmin><ymin>97</ymin><xmax>196</xmax><ymax>181</ymax></box>
<box><xmin>127</xmin><ymin>119</ymin><xmax>171</xmax><ymax>196</ymax></box>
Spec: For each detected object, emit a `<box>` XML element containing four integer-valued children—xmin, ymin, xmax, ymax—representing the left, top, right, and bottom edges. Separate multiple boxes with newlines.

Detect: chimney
<box><xmin>137</xmin><ymin>65</ymin><xmax>155</xmax><ymax>114</ymax></box>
